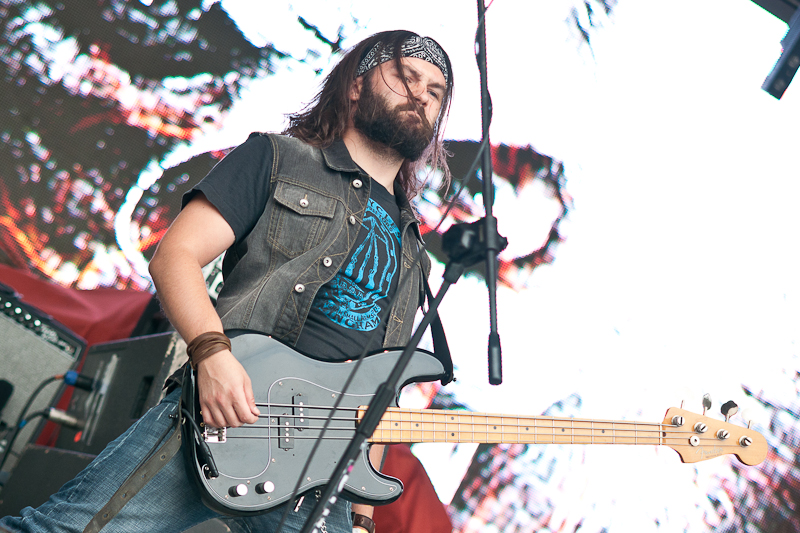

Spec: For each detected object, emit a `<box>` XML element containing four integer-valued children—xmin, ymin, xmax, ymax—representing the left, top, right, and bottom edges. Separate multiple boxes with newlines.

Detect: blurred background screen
<box><xmin>1</xmin><ymin>1</ymin><xmax>798</xmax><ymax>531</ymax></box>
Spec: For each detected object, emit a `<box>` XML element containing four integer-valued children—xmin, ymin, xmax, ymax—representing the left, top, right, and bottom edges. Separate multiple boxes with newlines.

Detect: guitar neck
<box><xmin>366</xmin><ymin>407</ymin><xmax>664</xmax><ymax>446</ymax></box>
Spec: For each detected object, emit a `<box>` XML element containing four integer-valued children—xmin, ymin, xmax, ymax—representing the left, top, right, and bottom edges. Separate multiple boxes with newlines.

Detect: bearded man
<box><xmin>0</xmin><ymin>30</ymin><xmax>453</xmax><ymax>533</ymax></box>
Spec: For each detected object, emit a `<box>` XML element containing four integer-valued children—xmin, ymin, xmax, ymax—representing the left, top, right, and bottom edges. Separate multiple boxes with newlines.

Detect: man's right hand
<box><xmin>195</xmin><ymin>350</ymin><xmax>260</xmax><ymax>428</ymax></box>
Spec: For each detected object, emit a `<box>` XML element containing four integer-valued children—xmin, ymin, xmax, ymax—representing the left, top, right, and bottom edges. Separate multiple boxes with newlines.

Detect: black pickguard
<box><xmin>181</xmin><ymin>332</ymin><xmax>447</xmax><ymax>516</ymax></box>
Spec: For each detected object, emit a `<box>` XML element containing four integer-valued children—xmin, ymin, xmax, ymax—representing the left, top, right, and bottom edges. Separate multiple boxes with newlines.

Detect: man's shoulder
<box><xmin>247</xmin><ymin>132</ymin><xmax>318</xmax><ymax>155</ymax></box>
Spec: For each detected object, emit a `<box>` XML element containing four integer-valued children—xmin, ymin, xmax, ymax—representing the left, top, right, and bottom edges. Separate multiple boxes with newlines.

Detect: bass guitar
<box><xmin>181</xmin><ymin>332</ymin><xmax>768</xmax><ymax>516</ymax></box>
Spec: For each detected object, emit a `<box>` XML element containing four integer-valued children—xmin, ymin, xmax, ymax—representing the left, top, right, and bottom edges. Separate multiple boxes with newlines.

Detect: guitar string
<box><xmin>249</xmin><ymin>407</ymin><xmax>741</xmax><ymax>435</ymax></box>
<box><xmin>221</xmin><ymin>433</ymin><xmax>750</xmax><ymax>449</ymax></box>
<box><xmin>224</xmin><ymin>421</ymin><xmax>749</xmax><ymax>445</ymax></box>
<box><xmin>248</xmin><ymin>414</ymin><xmax>668</xmax><ymax>433</ymax></box>
<box><xmin>253</xmin><ymin>402</ymin><xmax>733</xmax><ymax>432</ymax></box>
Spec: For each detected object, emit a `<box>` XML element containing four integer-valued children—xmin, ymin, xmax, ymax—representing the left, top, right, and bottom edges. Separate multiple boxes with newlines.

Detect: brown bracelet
<box><xmin>186</xmin><ymin>332</ymin><xmax>231</xmax><ymax>369</ymax></box>
<box><xmin>352</xmin><ymin>514</ymin><xmax>375</xmax><ymax>533</ymax></box>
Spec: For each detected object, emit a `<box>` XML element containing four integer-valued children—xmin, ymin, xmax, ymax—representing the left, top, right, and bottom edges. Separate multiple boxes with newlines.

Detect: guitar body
<box><xmin>181</xmin><ymin>331</ymin><xmax>447</xmax><ymax>516</ymax></box>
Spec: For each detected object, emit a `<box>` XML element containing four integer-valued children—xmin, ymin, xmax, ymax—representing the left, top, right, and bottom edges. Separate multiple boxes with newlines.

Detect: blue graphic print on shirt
<box><xmin>316</xmin><ymin>198</ymin><xmax>401</xmax><ymax>331</ymax></box>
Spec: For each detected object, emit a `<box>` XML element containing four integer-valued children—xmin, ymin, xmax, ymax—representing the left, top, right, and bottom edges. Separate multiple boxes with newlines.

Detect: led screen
<box><xmin>1</xmin><ymin>1</ymin><xmax>798</xmax><ymax>531</ymax></box>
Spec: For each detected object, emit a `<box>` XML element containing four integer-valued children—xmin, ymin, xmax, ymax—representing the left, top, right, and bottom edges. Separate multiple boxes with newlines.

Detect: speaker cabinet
<box><xmin>0</xmin><ymin>285</ymin><xmax>85</xmax><ymax>470</ymax></box>
<box><xmin>54</xmin><ymin>332</ymin><xmax>187</xmax><ymax>455</ymax></box>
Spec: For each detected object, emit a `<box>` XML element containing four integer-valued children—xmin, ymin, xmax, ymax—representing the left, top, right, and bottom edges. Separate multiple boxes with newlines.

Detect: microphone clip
<box><xmin>441</xmin><ymin>217</ymin><xmax>508</xmax><ymax>282</ymax></box>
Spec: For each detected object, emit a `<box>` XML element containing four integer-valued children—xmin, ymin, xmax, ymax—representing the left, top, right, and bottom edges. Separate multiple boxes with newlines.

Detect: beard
<box><xmin>353</xmin><ymin>82</ymin><xmax>435</xmax><ymax>162</ymax></box>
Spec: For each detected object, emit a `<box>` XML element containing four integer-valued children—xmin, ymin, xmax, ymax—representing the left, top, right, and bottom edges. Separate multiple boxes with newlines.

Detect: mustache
<box><xmin>396</xmin><ymin>103</ymin><xmax>433</xmax><ymax>129</ymax></box>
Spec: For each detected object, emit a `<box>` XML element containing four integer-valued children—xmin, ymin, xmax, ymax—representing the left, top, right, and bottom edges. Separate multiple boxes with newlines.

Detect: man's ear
<box><xmin>350</xmin><ymin>76</ymin><xmax>363</xmax><ymax>103</ymax></box>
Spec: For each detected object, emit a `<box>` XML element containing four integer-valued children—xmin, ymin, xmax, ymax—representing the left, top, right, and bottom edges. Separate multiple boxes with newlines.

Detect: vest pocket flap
<box><xmin>274</xmin><ymin>182</ymin><xmax>337</xmax><ymax>218</ymax></box>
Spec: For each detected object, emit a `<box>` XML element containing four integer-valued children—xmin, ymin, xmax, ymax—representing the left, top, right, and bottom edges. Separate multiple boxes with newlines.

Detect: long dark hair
<box><xmin>283</xmin><ymin>30</ymin><xmax>454</xmax><ymax>199</ymax></box>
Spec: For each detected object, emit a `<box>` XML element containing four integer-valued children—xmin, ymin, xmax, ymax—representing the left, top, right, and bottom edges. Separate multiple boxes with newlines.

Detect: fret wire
<box><xmin>359</xmin><ymin>408</ymin><xmax>706</xmax><ymax>444</ymax></box>
<box><xmin>384</xmin><ymin>413</ymin><xmax>676</xmax><ymax>432</ymax></box>
<box><xmin>382</xmin><ymin>408</ymin><xmax>667</xmax><ymax>428</ymax></box>
<box><xmin>251</xmin><ymin>404</ymin><xmax>688</xmax><ymax>445</ymax></box>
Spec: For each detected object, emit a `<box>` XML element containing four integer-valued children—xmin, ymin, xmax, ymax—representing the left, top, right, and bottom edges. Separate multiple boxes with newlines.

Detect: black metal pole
<box><xmin>476</xmin><ymin>0</ymin><xmax>503</xmax><ymax>385</ymax></box>
<box><xmin>299</xmin><ymin>271</ymin><xmax>460</xmax><ymax>533</ymax></box>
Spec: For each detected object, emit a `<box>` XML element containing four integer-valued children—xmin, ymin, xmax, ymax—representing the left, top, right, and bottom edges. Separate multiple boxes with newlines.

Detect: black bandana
<box><xmin>356</xmin><ymin>34</ymin><xmax>449</xmax><ymax>84</ymax></box>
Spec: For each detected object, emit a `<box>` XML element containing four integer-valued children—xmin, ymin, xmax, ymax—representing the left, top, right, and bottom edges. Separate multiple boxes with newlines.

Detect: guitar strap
<box><xmin>422</xmin><ymin>273</ymin><xmax>454</xmax><ymax>386</ymax></box>
<box><xmin>83</xmin><ymin>405</ymin><xmax>182</xmax><ymax>533</ymax></box>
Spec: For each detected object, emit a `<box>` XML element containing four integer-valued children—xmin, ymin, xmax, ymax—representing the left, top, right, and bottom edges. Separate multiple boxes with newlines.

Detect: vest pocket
<box><xmin>268</xmin><ymin>181</ymin><xmax>337</xmax><ymax>258</ymax></box>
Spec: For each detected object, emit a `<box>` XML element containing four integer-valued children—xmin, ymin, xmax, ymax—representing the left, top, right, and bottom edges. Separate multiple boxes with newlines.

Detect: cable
<box><xmin>274</xmin><ymin>241</ymin><xmax>426</xmax><ymax>533</ymax></box>
<box><xmin>430</xmin><ymin>0</ymin><xmax>496</xmax><ymax>234</ymax></box>
<box><xmin>0</xmin><ymin>375</ymin><xmax>62</xmax><ymax>472</ymax></box>
<box><xmin>281</xmin><ymin>5</ymin><xmax>499</xmax><ymax>530</ymax></box>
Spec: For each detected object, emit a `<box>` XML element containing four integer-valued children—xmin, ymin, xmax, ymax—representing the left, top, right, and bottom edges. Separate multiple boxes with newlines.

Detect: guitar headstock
<box><xmin>662</xmin><ymin>407</ymin><xmax>768</xmax><ymax>466</ymax></box>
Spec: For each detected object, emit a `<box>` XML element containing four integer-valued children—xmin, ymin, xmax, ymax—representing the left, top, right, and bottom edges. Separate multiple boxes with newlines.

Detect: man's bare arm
<box><xmin>149</xmin><ymin>193</ymin><xmax>259</xmax><ymax>428</ymax></box>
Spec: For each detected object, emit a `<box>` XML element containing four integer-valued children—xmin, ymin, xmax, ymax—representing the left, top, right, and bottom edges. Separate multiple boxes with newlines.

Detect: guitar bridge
<box><xmin>204</xmin><ymin>426</ymin><xmax>227</xmax><ymax>443</ymax></box>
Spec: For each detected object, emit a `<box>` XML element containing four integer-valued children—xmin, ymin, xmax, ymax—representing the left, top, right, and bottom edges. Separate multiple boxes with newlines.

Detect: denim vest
<box><xmin>214</xmin><ymin>134</ymin><xmax>430</xmax><ymax>349</ymax></box>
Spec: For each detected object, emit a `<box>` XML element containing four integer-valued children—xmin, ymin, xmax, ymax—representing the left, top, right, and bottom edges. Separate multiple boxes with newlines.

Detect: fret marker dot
<box><xmin>395</xmin><ymin>423</ymin><xmax>399</xmax><ymax>427</ymax></box>
<box><xmin>493</xmin><ymin>426</ymin><xmax>497</xmax><ymax>430</ymax></box>
<box><xmin>562</xmin><ymin>428</ymin><xmax>565</xmax><ymax>432</ymax></box>
<box><xmin>451</xmin><ymin>433</ymin><xmax>455</xmax><ymax>436</ymax></box>
<box><xmin>416</xmin><ymin>423</ymin><xmax>419</xmax><ymax>427</ymax></box>
<box><xmin>525</xmin><ymin>428</ymin><xmax>529</xmax><ymax>431</ymax></box>
<box><xmin>451</xmin><ymin>416</ymin><xmax>454</xmax><ymax>420</ymax></box>
<box><xmin>602</xmin><ymin>429</ymin><xmax>605</xmax><ymax>433</ymax></box>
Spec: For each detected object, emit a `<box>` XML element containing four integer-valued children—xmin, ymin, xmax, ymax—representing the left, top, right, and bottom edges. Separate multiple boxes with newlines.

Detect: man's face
<box><xmin>353</xmin><ymin>57</ymin><xmax>447</xmax><ymax>161</ymax></box>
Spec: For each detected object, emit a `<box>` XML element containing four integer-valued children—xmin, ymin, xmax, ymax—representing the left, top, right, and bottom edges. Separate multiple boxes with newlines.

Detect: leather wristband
<box><xmin>352</xmin><ymin>514</ymin><xmax>375</xmax><ymax>533</ymax></box>
<box><xmin>186</xmin><ymin>332</ymin><xmax>231</xmax><ymax>369</ymax></box>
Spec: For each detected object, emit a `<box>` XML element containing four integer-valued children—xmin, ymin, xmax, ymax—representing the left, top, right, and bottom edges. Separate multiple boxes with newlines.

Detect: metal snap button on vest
<box><xmin>294</xmin><ymin>283</ymin><xmax>305</xmax><ymax>293</ymax></box>
<box><xmin>352</xmin><ymin>179</ymin><xmax>363</xmax><ymax>189</ymax></box>
<box><xmin>299</xmin><ymin>197</ymin><xmax>309</xmax><ymax>208</ymax></box>
<box><xmin>322</xmin><ymin>257</ymin><xmax>332</xmax><ymax>267</ymax></box>
<box><xmin>348</xmin><ymin>215</ymin><xmax>356</xmax><ymax>225</ymax></box>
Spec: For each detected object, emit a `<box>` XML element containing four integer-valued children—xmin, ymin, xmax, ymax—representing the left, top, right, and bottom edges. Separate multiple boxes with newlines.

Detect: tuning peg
<box><xmin>702</xmin><ymin>393</ymin><xmax>712</xmax><ymax>415</ymax></box>
<box><xmin>741</xmin><ymin>408</ymin><xmax>756</xmax><ymax>429</ymax></box>
<box><xmin>721</xmin><ymin>400</ymin><xmax>739</xmax><ymax>422</ymax></box>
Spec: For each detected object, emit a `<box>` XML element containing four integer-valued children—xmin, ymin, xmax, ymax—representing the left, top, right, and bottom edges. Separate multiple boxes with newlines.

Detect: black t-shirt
<box><xmin>293</xmin><ymin>181</ymin><xmax>402</xmax><ymax>360</ymax></box>
<box><xmin>184</xmin><ymin>134</ymin><xmax>402</xmax><ymax>361</ymax></box>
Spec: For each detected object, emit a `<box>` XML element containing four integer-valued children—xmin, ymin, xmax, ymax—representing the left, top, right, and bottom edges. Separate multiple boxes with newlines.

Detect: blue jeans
<box><xmin>0</xmin><ymin>389</ymin><xmax>352</xmax><ymax>533</ymax></box>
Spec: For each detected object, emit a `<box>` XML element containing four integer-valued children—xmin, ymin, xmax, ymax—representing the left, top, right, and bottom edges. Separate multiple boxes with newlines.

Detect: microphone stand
<box><xmin>298</xmin><ymin>264</ymin><xmax>456</xmax><ymax>533</ymax></box>
<box><xmin>476</xmin><ymin>0</ymin><xmax>504</xmax><ymax>385</ymax></box>
<box><xmin>300</xmin><ymin>3</ymin><xmax>506</xmax><ymax>529</ymax></box>
<box><xmin>299</xmin><ymin>223</ymin><xmax>506</xmax><ymax>533</ymax></box>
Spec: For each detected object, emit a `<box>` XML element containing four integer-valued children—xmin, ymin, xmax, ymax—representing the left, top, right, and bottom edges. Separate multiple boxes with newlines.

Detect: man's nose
<box><xmin>412</xmin><ymin>86</ymin><xmax>431</xmax><ymax>107</ymax></box>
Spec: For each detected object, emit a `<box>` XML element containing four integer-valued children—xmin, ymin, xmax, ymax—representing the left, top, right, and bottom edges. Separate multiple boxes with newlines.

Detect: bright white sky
<box><xmin>187</xmin><ymin>0</ymin><xmax>799</xmax><ymax>525</ymax></box>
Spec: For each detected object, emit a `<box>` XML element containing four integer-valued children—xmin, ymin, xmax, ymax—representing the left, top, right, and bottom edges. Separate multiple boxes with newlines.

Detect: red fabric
<box><xmin>374</xmin><ymin>444</ymin><xmax>453</xmax><ymax>533</ymax></box>
<box><xmin>0</xmin><ymin>264</ymin><xmax>152</xmax><ymax>346</ymax></box>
